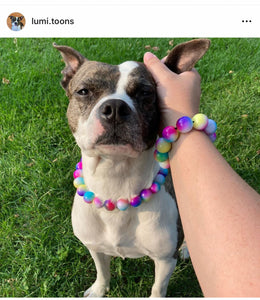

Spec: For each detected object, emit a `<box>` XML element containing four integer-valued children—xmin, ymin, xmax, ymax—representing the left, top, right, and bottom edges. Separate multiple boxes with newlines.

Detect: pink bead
<box><xmin>140</xmin><ymin>189</ymin><xmax>152</xmax><ymax>202</ymax></box>
<box><xmin>162</xmin><ymin>126</ymin><xmax>179</xmax><ymax>142</ymax></box>
<box><xmin>73</xmin><ymin>169</ymin><xmax>83</xmax><ymax>179</ymax></box>
<box><xmin>104</xmin><ymin>199</ymin><xmax>116</xmax><ymax>211</ymax></box>
<box><xmin>150</xmin><ymin>182</ymin><xmax>161</xmax><ymax>194</ymax></box>
<box><xmin>93</xmin><ymin>197</ymin><xmax>103</xmax><ymax>208</ymax></box>
<box><xmin>204</xmin><ymin>119</ymin><xmax>217</xmax><ymax>135</ymax></box>
<box><xmin>130</xmin><ymin>196</ymin><xmax>142</xmax><ymax>207</ymax></box>
<box><xmin>192</xmin><ymin>113</ymin><xmax>208</xmax><ymax>130</ymax></box>
<box><xmin>117</xmin><ymin>199</ymin><xmax>129</xmax><ymax>211</ymax></box>
<box><xmin>76</xmin><ymin>161</ymin><xmax>82</xmax><ymax>170</ymax></box>
<box><xmin>176</xmin><ymin>116</ymin><xmax>193</xmax><ymax>133</ymax></box>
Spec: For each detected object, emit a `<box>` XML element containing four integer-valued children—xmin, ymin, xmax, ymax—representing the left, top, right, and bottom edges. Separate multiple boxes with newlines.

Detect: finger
<box><xmin>143</xmin><ymin>52</ymin><xmax>177</xmax><ymax>84</ymax></box>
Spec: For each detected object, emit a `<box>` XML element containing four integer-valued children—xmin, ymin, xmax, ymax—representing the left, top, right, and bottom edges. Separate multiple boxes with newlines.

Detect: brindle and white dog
<box><xmin>54</xmin><ymin>39</ymin><xmax>210</xmax><ymax>297</ymax></box>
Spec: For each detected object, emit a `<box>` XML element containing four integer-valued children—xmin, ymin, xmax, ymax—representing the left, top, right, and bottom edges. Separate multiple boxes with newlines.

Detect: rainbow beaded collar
<box><xmin>73</xmin><ymin>113</ymin><xmax>217</xmax><ymax>211</ymax></box>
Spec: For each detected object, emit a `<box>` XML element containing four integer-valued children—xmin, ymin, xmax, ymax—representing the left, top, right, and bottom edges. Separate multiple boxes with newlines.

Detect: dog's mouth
<box><xmin>94</xmin><ymin>130</ymin><xmax>143</xmax><ymax>157</ymax></box>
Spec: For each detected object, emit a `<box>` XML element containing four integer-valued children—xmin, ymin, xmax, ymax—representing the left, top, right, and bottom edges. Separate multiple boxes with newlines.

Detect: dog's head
<box><xmin>9</xmin><ymin>16</ymin><xmax>24</xmax><ymax>26</ymax></box>
<box><xmin>54</xmin><ymin>39</ymin><xmax>210</xmax><ymax>158</ymax></box>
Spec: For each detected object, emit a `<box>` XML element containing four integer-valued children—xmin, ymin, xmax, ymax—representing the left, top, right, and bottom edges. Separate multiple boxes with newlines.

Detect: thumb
<box><xmin>143</xmin><ymin>52</ymin><xmax>176</xmax><ymax>84</ymax></box>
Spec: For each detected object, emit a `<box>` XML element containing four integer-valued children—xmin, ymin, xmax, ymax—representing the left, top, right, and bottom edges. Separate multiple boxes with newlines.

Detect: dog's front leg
<box><xmin>150</xmin><ymin>257</ymin><xmax>177</xmax><ymax>297</ymax></box>
<box><xmin>84</xmin><ymin>250</ymin><xmax>111</xmax><ymax>297</ymax></box>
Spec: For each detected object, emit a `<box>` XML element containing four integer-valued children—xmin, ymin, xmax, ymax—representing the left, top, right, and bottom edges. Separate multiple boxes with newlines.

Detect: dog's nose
<box><xmin>99</xmin><ymin>99</ymin><xmax>132</xmax><ymax>124</ymax></box>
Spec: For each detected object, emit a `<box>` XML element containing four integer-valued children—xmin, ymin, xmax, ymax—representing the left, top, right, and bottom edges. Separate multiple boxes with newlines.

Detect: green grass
<box><xmin>0</xmin><ymin>38</ymin><xmax>259</xmax><ymax>297</ymax></box>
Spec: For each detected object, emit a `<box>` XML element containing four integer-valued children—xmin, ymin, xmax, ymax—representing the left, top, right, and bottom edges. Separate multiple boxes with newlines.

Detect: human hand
<box><xmin>143</xmin><ymin>52</ymin><xmax>202</xmax><ymax>128</ymax></box>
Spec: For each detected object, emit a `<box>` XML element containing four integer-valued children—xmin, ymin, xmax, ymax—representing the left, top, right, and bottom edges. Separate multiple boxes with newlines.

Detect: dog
<box><xmin>9</xmin><ymin>15</ymin><xmax>24</xmax><ymax>31</ymax></box>
<box><xmin>54</xmin><ymin>39</ymin><xmax>210</xmax><ymax>297</ymax></box>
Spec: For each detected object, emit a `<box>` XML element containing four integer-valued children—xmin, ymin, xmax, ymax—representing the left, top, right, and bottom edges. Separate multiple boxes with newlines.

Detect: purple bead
<box><xmin>208</xmin><ymin>132</ymin><xmax>217</xmax><ymax>143</ymax></box>
<box><xmin>176</xmin><ymin>116</ymin><xmax>193</xmax><ymax>133</ymax></box>
<box><xmin>140</xmin><ymin>189</ymin><xmax>152</xmax><ymax>202</ymax></box>
<box><xmin>150</xmin><ymin>182</ymin><xmax>161</xmax><ymax>194</ymax></box>
<box><xmin>204</xmin><ymin>119</ymin><xmax>217</xmax><ymax>135</ymax></box>
<box><xmin>162</xmin><ymin>126</ymin><xmax>179</xmax><ymax>142</ymax></box>
<box><xmin>130</xmin><ymin>196</ymin><xmax>142</xmax><ymax>207</ymax></box>
<box><xmin>76</xmin><ymin>161</ymin><xmax>82</xmax><ymax>170</ymax></box>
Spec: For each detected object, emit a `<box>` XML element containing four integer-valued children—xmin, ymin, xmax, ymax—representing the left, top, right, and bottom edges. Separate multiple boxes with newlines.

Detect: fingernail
<box><xmin>144</xmin><ymin>52</ymin><xmax>156</xmax><ymax>62</ymax></box>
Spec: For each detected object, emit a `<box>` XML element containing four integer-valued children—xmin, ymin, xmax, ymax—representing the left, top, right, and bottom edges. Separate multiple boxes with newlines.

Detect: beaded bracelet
<box><xmin>154</xmin><ymin>113</ymin><xmax>217</xmax><ymax>162</ymax></box>
<box><xmin>73</xmin><ymin>113</ymin><xmax>217</xmax><ymax>211</ymax></box>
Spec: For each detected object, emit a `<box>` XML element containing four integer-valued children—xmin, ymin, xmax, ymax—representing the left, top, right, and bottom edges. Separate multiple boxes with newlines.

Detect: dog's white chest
<box><xmin>71</xmin><ymin>191</ymin><xmax>178</xmax><ymax>259</ymax></box>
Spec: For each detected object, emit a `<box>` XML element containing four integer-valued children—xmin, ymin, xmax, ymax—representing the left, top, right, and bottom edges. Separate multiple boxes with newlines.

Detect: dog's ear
<box><xmin>19</xmin><ymin>16</ymin><xmax>24</xmax><ymax>21</ymax></box>
<box><xmin>164</xmin><ymin>39</ymin><xmax>210</xmax><ymax>74</ymax></box>
<box><xmin>53</xmin><ymin>43</ymin><xmax>87</xmax><ymax>91</ymax></box>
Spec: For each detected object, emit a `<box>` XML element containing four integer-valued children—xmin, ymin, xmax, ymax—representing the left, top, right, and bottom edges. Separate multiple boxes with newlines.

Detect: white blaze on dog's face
<box><xmin>54</xmin><ymin>40</ymin><xmax>210</xmax><ymax>158</ymax></box>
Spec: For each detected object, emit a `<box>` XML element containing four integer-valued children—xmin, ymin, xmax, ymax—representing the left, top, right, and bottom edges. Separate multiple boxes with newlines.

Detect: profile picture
<box><xmin>7</xmin><ymin>12</ymin><xmax>26</xmax><ymax>31</ymax></box>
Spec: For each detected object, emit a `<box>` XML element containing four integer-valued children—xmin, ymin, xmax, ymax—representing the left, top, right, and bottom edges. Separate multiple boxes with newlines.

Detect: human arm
<box><xmin>144</xmin><ymin>52</ymin><xmax>260</xmax><ymax>297</ymax></box>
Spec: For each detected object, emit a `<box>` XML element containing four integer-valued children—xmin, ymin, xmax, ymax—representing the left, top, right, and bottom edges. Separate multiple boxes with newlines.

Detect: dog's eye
<box><xmin>77</xmin><ymin>88</ymin><xmax>89</xmax><ymax>96</ymax></box>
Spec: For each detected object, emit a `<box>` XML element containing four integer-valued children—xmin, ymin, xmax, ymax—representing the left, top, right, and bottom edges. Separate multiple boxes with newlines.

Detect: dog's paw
<box><xmin>84</xmin><ymin>282</ymin><xmax>110</xmax><ymax>297</ymax></box>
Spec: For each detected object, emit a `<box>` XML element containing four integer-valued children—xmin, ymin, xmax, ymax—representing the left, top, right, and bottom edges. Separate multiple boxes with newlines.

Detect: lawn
<box><xmin>0</xmin><ymin>38</ymin><xmax>259</xmax><ymax>297</ymax></box>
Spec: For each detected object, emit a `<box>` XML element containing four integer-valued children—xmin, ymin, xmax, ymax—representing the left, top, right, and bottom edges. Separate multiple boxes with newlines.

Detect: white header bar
<box><xmin>1</xmin><ymin>4</ymin><xmax>259</xmax><ymax>37</ymax></box>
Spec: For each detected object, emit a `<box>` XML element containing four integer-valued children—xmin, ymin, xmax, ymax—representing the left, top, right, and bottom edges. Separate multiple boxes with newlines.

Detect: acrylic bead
<box><xmin>130</xmin><ymin>196</ymin><xmax>142</xmax><ymax>207</ymax></box>
<box><xmin>150</xmin><ymin>182</ymin><xmax>161</xmax><ymax>194</ymax></box>
<box><xmin>77</xmin><ymin>185</ymin><xmax>88</xmax><ymax>196</ymax></box>
<box><xmin>104</xmin><ymin>199</ymin><xmax>116</xmax><ymax>211</ymax></box>
<box><xmin>159</xmin><ymin>167</ymin><xmax>169</xmax><ymax>176</ymax></box>
<box><xmin>83</xmin><ymin>191</ymin><xmax>95</xmax><ymax>203</ymax></box>
<box><xmin>154</xmin><ymin>174</ymin><xmax>166</xmax><ymax>185</ymax></box>
<box><xmin>192</xmin><ymin>113</ymin><xmax>208</xmax><ymax>130</ymax></box>
<box><xmin>208</xmin><ymin>132</ymin><xmax>217</xmax><ymax>143</ymax></box>
<box><xmin>73</xmin><ymin>169</ymin><xmax>83</xmax><ymax>179</ymax></box>
<box><xmin>117</xmin><ymin>198</ymin><xmax>129</xmax><ymax>211</ymax></box>
<box><xmin>156</xmin><ymin>138</ymin><xmax>172</xmax><ymax>153</ymax></box>
<box><xmin>140</xmin><ymin>189</ymin><xmax>152</xmax><ymax>202</ymax></box>
<box><xmin>159</xmin><ymin>160</ymin><xmax>170</xmax><ymax>169</ymax></box>
<box><xmin>162</xmin><ymin>126</ymin><xmax>179</xmax><ymax>142</ymax></box>
<box><xmin>204</xmin><ymin>119</ymin><xmax>217</xmax><ymax>135</ymax></box>
<box><xmin>93</xmin><ymin>197</ymin><xmax>103</xmax><ymax>208</ymax></box>
<box><xmin>176</xmin><ymin>116</ymin><xmax>193</xmax><ymax>133</ymax></box>
<box><xmin>154</xmin><ymin>150</ymin><xmax>169</xmax><ymax>162</ymax></box>
<box><xmin>76</xmin><ymin>161</ymin><xmax>82</xmax><ymax>170</ymax></box>
<box><xmin>73</xmin><ymin>177</ymin><xmax>84</xmax><ymax>188</ymax></box>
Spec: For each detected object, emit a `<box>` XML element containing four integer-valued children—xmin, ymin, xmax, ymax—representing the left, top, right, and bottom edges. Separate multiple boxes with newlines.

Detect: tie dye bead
<box><xmin>162</xmin><ymin>126</ymin><xmax>179</xmax><ymax>142</ymax></box>
<box><xmin>204</xmin><ymin>119</ymin><xmax>217</xmax><ymax>135</ymax></box>
<box><xmin>130</xmin><ymin>196</ymin><xmax>142</xmax><ymax>207</ymax></box>
<box><xmin>208</xmin><ymin>132</ymin><xmax>217</xmax><ymax>143</ymax></box>
<box><xmin>77</xmin><ymin>185</ymin><xmax>88</xmax><ymax>196</ymax></box>
<box><xmin>104</xmin><ymin>199</ymin><xmax>116</xmax><ymax>211</ymax></box>
<box><xmin>154</xmin><ymin>150</ymin><xmax>169</xmax><ymax>162</ymax></box>
<box><xmin>192</xmin><ymin>113</ymin><xmax>208</xmax><ymax>130</ymax></box>
<box><xmin>83</xmin><ymin>191</ymin><xmax>95</xmax><ymax>203</ymax></box>
<box><xmin>73</xmin><ymin>177</ymin><xmax>84</xmax><ymax>188</ymax></box>
<box><xmin>117</xmin><ymin>199</ymin><xmax>130</xmax><ymax>211</ymax></box>
<box><xmin>150</xmin><ymin>182</ymin><xmax>161</xmax><ymax>194</ymax></box>
<box><xmin>156</xmin><ymin>138</ymin><xmax>172</xmax><ymax>153</ymax></box>
<box><xmin>176</xmin><ymin>116</ymin><xmax>193</xmax><ymax>133</ymax></box>
<box><xmin>140</xmin><ymin>189</ymin><xmax>152</xmax><ymax>202</ymax></box>
<box><xmin>93</xmin><ymin>197</ymin><xmax>103</xmax><ymax>208</ymax></box>
<box><xmin>154</xmin><ymin>174</ymin><xmax>166</xmax><ymax>185</ymax></box>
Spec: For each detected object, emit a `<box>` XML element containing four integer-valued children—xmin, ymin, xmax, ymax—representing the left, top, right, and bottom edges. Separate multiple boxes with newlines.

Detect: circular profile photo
<box><xmin>7</xmin><ymin>12</ymin><xmax>26</xmax><ymax>31</ymax></box>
